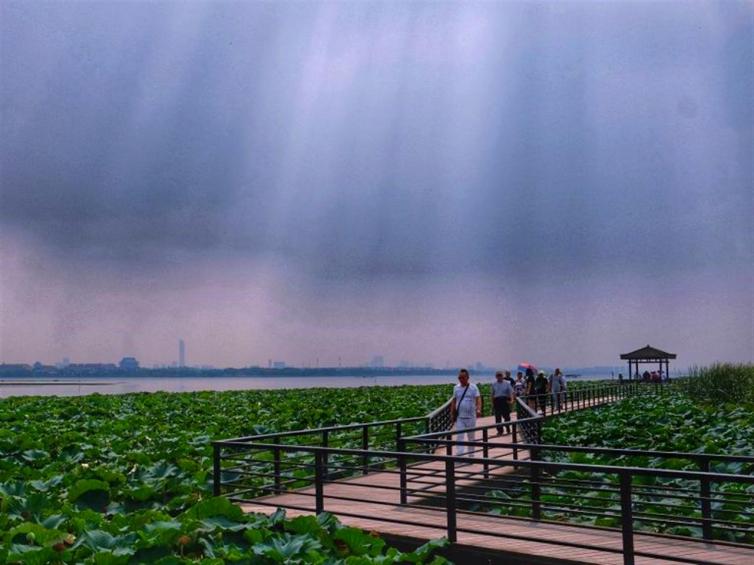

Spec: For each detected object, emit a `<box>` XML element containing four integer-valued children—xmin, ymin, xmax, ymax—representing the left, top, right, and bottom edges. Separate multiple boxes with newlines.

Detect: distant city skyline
<box><xmin>1</xmin><ymin>2</ymin><xmax>752</xmax><ymax>369</ymax></box>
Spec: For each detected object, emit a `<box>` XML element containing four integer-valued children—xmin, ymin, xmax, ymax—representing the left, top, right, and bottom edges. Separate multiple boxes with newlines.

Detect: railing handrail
<box><xmin>426</xmin><ymin>396</ymin><xmax>452</xmax><ymax>420</ymax></box>
<box><xmin>404</xmin><ymin>414</ymin><xmax>542</xmax><ymax>439</ymax></box>
<box><xmin>400</xmin><ymin>436</ymin><xmax>754</xmax><ymax>464</ymax></box>
<box><xmin>213</xmin><ymin>440</ymin><xmax>754</xmax><ymax>483</ymax></box>
<box><xmin>220</xmin><ymin>414</ymin><xmax>429</xmax><ymax>443</ymax></box>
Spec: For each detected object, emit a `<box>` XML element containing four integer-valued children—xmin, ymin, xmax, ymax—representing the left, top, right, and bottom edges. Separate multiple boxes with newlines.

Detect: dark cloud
<box><xmin>1</xmin><ymin>2</ymin><xmax>752</xmax><ymax>287</ymax></box>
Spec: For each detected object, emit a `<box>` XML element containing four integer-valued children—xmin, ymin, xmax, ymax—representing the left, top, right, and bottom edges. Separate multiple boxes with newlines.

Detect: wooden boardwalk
<box><xmin>240</xmin><ymin>404</ymin><xmax>754</xmax><ymax>564</ymax></box>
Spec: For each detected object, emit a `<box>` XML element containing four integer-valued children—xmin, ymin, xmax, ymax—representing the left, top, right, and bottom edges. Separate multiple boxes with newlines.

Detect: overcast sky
<box><xmin>1</xmin><ymin>1</ymin><xmax>752</xmax><ymax>370</ymax></box>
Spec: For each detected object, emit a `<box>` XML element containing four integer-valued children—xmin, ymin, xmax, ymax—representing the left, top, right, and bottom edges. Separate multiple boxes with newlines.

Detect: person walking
<box><xmin>524</xmin><ymin>368</ymin><xmax>537</xmax><ymax>411</ymax></box>
<box><xmin>492</xmin><ymin>371</ymin><xmax>514</xmax><ymax>435</ymax></box>
<box><xmin>550</xmin><ymin>368</ymin><xmax>565</xmax><ymax>411</ymax></box>
<box><xmin>451</xmin><ymin>368</ymin><xmax>481</xmax><ymax>457</ymax></box>
<box><xmin>535</xmin><ymin>371</ymin><xmax>549</xmax><ymax>413</ymax></box>
<box><xmin>504</xmin><ymin>370</ymin><xmax>515</xmax><ymax>387</ymax></box>
<box><xmin>514</xmin><ymin>371</ymin><xmax>526</xmax><ymax>397</ymax></box>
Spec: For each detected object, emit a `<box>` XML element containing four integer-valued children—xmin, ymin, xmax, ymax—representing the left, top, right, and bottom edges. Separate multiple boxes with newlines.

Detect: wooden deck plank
<box><xmin>241</xmin><ymin>489</ymin><xmax>754</xmax><ymax>565</ymax></box>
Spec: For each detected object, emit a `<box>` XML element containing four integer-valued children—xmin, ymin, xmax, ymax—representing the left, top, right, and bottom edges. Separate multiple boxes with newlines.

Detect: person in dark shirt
<box><xmin>504</xmin><ymin>370</ymin><xmax>515</xmax><ymax>387</ymax></box>
<box><xmin>491</xmin><ymin>371</ymin><xmax>514</xmax><ymax>435</ymax></box>
<box><xmin>535</xmin><ymin>371</ymin><xmax>549</xmax><ymax>412</ymax></box>
<box><xmin>524</xmin><ymin>368</ymin><xmax>537</xmax><ymax>411</ymax></box>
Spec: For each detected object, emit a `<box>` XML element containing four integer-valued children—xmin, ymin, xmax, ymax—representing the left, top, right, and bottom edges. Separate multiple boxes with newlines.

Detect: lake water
<box><xmin>0</xmin><ymin>373</ymin><xmax>616</xmax><ymax>398</ymax></box>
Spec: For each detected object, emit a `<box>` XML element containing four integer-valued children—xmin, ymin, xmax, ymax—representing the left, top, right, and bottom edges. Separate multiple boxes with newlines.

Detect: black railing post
<box><xmin>273</xmin><ymin>446</ymin><xmax>281</xmax><ymax>494</ymax></box>
<box><xmin>619</xmin><ymin>471</ymin><xmax>634</xmax><ymax>565</ymax></box>
<box><xmin>212</xmin><ymin>443</ymin><xmax>221</xmax><ymax>496</ymax></box>
<box><xmin>315</xmin><ymin>450</ymin><xmax>325</xmax><ymax>514</ymax></box>
<box><xmin>699</xmin><ymin>457</ymin><xmax>713</xmax><ymax>540</ymax></box>
<box><xmin>398</xmin><ymin>439</ymin><xmax>407</xmax><ymax>505</ymax></box>
<box><xmin>531</xmin><ymin>445</ymin><xmax>541</xmax><ymax>520</ymax></box>
<box><xmin>512</xmin><ymin>424</ymin><xmax>518</xmax><ymax>465</ymax></box>
<box><xmin>395</xmin><ymin>421</ymin><xmax>402</xmax><ymax>452</ymax></box>
<box><xmin>322</xmin><ymin>430</ymin><xmax>329</xmax><ymax>480</ymax></box>
<box><xmin>482</xmin><ymin>428</ymin><xmax>489</xmax><ymax>479</ymax></box>
<box><xmin>362</xmin><ymin>425</ymin><xmax>369</xmax><ymax>475</ymax></box>
<box><xmin>445</xmin><ymin>458</ymin><xmax>457</xmax><ymax>542</ymax></box>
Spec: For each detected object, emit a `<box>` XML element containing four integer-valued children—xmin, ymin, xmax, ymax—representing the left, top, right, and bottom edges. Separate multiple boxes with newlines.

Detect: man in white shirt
<box><xmin>451</xmin><ymin>368</ymin><xmax>481</xmax><ymax>457</ymax></box>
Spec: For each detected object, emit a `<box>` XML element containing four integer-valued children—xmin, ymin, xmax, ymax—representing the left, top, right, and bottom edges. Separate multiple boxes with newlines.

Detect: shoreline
<box><xmin>0</xmin><ymin>380</ymin><xmax>122</xmax><ymax>386</ymax></box>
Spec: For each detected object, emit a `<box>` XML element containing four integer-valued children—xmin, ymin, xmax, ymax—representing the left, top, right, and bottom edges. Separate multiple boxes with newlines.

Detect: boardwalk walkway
<box><xmin>229</xmin><ymin>389</ymin><xmax>754</xmax><ymax>564</ymax></box>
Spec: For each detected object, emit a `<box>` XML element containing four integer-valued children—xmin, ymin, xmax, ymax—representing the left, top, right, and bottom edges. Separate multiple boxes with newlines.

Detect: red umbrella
<box><xmin>517</xmin><ymin>362</ymin><xmax>537</xmax><ymax>373</ymax></box>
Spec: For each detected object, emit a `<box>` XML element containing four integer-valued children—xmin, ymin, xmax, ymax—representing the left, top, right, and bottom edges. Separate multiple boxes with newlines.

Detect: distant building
<box><xmin>272</xmin><ymin>361</ymin><xmax>286</xmax><ymax>369</ymax></box>
<box><xmin>179</xmin><ymin>339</ymin><xmax>186</xmax><ymax>367</ymax></box>
<box><xmin>119</xmin><ymin>357</ymin><xmax>139</xmax><ymax>371</ymax></box>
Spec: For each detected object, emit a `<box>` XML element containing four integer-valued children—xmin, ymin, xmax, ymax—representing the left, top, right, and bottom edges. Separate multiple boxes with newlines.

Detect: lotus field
<box><xmin>0</xmin><ymin>385</ymin><xmax>454</xmax><ymax>564</ymax></box>
<box><xmin>3</xmin><ymin>369</ymin><xmax>752</xmax><ymax>562</ymax></box>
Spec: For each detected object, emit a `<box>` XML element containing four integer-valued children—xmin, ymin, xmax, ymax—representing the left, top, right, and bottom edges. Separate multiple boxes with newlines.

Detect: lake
<box><xmin>0</xmin><ymin>373</ymin><xmax>616</xmax><ymax>398</ymax></box>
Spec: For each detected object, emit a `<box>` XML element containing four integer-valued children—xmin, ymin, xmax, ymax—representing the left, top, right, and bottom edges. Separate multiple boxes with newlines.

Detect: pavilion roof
<box><xmin>620</xmin><ymin>344</ymin><xmax>677</xmax><ymax>360</ymax></box>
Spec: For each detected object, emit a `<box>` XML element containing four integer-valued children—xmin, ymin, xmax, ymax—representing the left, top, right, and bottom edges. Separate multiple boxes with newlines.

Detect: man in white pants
<box><xmin>451</xmin><ymin>369</ymin><xmax>482</xmax><ymax>457</ymax></box>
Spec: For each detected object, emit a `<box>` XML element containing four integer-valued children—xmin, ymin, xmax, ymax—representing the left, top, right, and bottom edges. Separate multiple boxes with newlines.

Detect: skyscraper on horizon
<box><xmin>179</xmin><ymin>339</ymin><xmax>186</xmax><ymax>367</ymax></box>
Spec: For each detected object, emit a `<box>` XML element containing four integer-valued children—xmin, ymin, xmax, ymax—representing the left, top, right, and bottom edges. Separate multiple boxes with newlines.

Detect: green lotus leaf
<box><xmin>252</xmin><ymin>532</ymin><xmax>323</xmax><ymax>561</ymax></box>
<box><xmin>72</xmin><ymin>529</ymin><xmax>137</xmax><ymax>555</ymax></box>
<box><xmin>144</xmin><ymin>520</ymin><xmax>182</xmax><ymax>533</ymax></box>
<box><xmin>7</xmin><ymin>522</ymin><xmax>67</xmax><ymax>547</ymax></box>
<box><xmin>181</xmin><ymin>496</ymin><xmax>246</xmax><ymax>521</ymax></box>
<box><xmin>69</xmin><ymin>484</ymin><xmax>109</xmax><ymax>513</ymax></box>
<box><xmin>29</xmin><ymin>475</ymin><xmax>63</xmax><ymax>492</ymax></box>
<box><xmin>21</xmin><ymin>450</ymin><xmax>49</xmax><ymax>463</ymax></box>
<box><xmin>7</xmin><ymin>543</ymin><xmax>57</xmax><ymax>565</ymax></box>
<box><xmin>334</xmin><ymin>527</ymin><xmax>384</xmax><ymax>557</ymax></box>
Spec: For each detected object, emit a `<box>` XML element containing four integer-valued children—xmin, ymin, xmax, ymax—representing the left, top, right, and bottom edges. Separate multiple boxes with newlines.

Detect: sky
<box><xmin>1</xmin><ymin>1</ymin><xmax>752</xmax><ymax>370</ymax></box>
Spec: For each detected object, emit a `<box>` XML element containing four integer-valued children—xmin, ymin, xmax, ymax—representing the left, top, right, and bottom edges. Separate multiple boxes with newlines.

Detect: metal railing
<box><xmin>212</xmin><ymin>382</ymin><xmax>651</xmax><ymax>502</ymax></box>
<box><xmin>400</xmin><ymin>432</ymin><xmax>754</xmax><ymax>544</ymax></box>
<box><xmin>214</xmin><ymin>440</ymin><xmax>754</xmax><ymax>564</ymax></box>
<box><xmin>211</xmin><ymin>381</ymin><xmax>751</xmax><ymax>565</ymax></box>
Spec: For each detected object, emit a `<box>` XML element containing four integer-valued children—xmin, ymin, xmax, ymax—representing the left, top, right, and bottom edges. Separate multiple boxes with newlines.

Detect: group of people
<box><xmin>450</xmin><ymin>367</ymin><xmax>568</xmax><ymax>456</ymax></box>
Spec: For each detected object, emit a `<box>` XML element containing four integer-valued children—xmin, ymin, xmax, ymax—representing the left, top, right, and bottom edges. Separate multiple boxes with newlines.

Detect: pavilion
<box><xmin>620</xmin><ymin>344</ymin><xmax>676</xmax><ymax>380</ymax></box>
